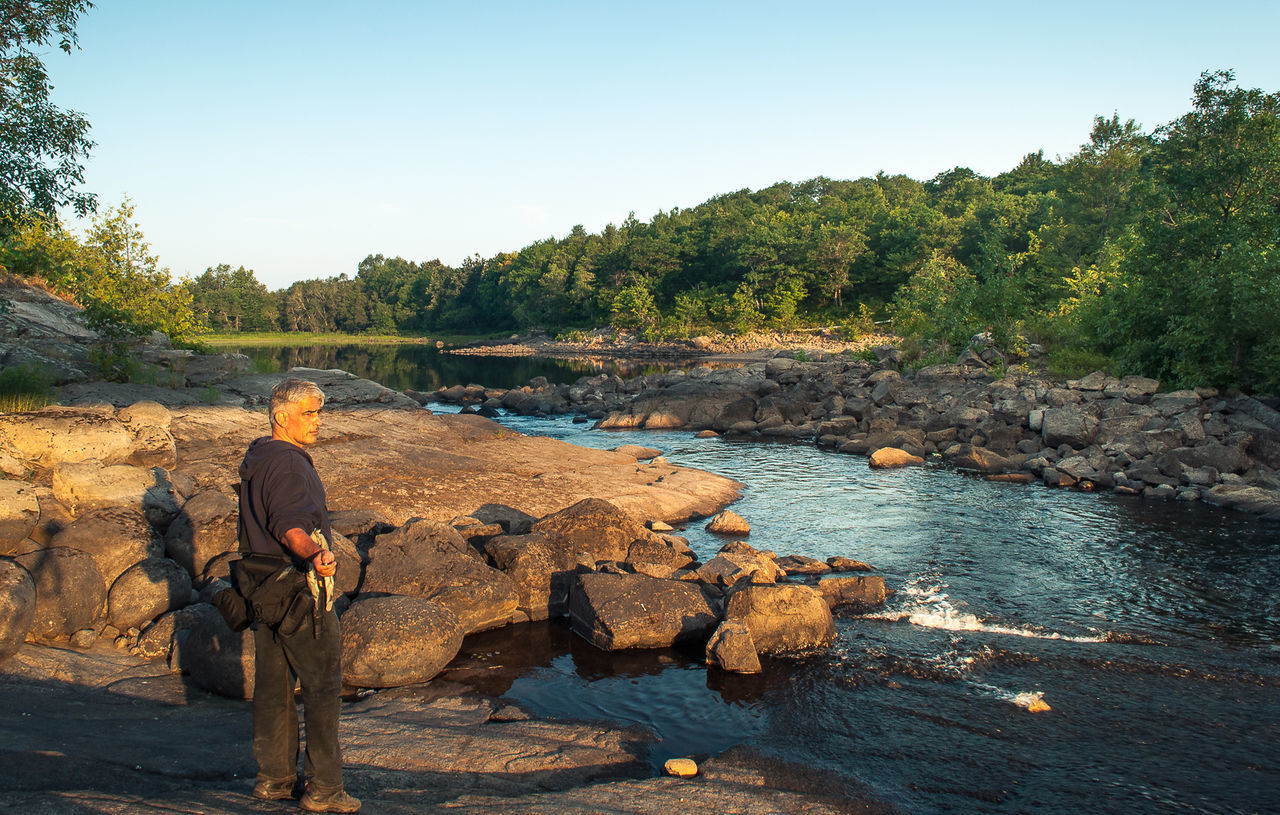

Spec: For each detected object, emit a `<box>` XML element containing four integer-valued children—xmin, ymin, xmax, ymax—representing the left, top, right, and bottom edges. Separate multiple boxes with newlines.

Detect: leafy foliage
<box><xmin>0</xmin><ymin>0</ymin><xmax>96</xmax><ymax>227</ymax></box>
<box><xmin>0</xmin><ymin>201</ymin><xmax>199</xmax><ymax>342</ymax></box>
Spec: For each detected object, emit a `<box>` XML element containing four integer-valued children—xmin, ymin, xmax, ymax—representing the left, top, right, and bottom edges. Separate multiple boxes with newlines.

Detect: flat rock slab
<box><xmin>0</xmin><ymin>644</ymin><xmax>892</xmax><ymax>814</ymax></box>
<box><xmin>169</xmin><ymin>405</ymin><xmax>742</xmax><ymax>526</ymax></box>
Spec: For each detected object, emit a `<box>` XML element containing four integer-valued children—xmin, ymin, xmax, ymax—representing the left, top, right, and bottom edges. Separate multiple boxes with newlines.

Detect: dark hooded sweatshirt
<box><xmin>238</xmin><ymin>436</ymin><xmax>332</xmax><ymax>564</ymax></box>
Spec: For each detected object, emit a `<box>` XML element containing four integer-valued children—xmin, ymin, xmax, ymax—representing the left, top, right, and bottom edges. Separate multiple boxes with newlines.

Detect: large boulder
<box><xmin>705</xmin><ymin>510</ymin><xmax>751</xmax><ymax>536</ymax></box>
<box><xmin>697</xmin><ymin>541</ymin><xmax>784</xmax><ymax>588</ymax></box>
<box><xmin>0</xmin><ymin>481</ymin><xmax>40</xmax><ymax>550</ymax></box>
<box><xmin>1165</xmin><ymin>443</ymin><xmax>1252</xmax><ymax>475</ymax></box>
<box><xmin>0</xmin><ymin>559</ymin><xmax>37</xmax><ymax>661</ymax></box>
<box><xmin>14</xmin><ymin>547</ymin><xmax>106</xmax><ymax>642</ymax></box>
<box><xmin>624</xmin><ymin>535</ymin><xmax>696</xmax><ymax>573</ymax></box>
<box><xmin>484</xmin><ymin>533</ymin><xmax>571</xmax><ymax>621</ymax></box>
<box><xmin>530</xmin><ymin>498</ymin><xmax>661</xmax><ymax>563</ymax></box>
<box><xmin>51</xmin><ymin>460</ymin><xmax>179</xmax><ymax>527</ymax></box>
<box><xmin>817</xmin><ymin>575</ymin><xmax>887</xmax><ymax>609</ymax></box>
<box><xmin>107</xmin><ymin>557</ymin><xmax>193</xmax><ymax>631</ymax></box>
<box><xmin>164</xmin><ymin>490</ymin><xmax>239</xmax><ymax>579</ymax></box>
<box><xmin>173</xmin><ymin>603</ymin><xmax>255</xmax><ymax>698</ymax></box>
<box><xmin>471</xmin><ymin>503</ymin><xmax>538</xmax><ymax>536</ymax></box>
<box><xmin>340</xmin><ymin>595</ymin><xmax>464</xmax><ymax>688</ymax></box>
<box><xmin>0</xmin><ymin>406</ymin><xmax>136</xmax><ymax>468</ymax></box>
<box><xmin>945</xmin><ymin>444</ymin><xmax>1016</xmax><ymax>474</ymax></box>
<box><xmin>1041</xmin><ymin>407</ymin><xmax>1098</xmax><ymax>449</ymax></box>
<box><xmin>328</xmin><ymin>530</ymin><xmax>364</xmax><ymax>597</ymax></box>
<box><xmin>49</xmin><ymin>506</ymin><xmax>160</xmax><ymax>590</ymax></box>
<box><xmin>724</xmin><ymin>583</ymin><xmax>834</xmax><ymax>654</ymax></box>
<box><xmin>362</xmin><ymin>519</ymin><xmax>516</xmax><ymax>634</ymax></box>
<box><xmin>868</xmin><ymin>447</ymin><xmax>924</xmax><ymax>469</ymax></box>
<box><xmin>705</xmin><ymin>620</ymin><xmax>762</xmax><ymax>674</ymax></box>
<box><xmin>136</xmin><ymin>602</ymin><xmax>214</xmax><ymax>662</ymax></box>
<box><xmin>568</xmin><ymin>572</ymin><xmax>717</xmax><ymax>650</ymax></box>
<box><xmin>485</xmin><ymin>499</ymin><xmax>668</xmax><ymax>621</ymax></box>
<box><xmin>117</xmin><ymin>400</ymin><xmax>177</xmax><ymax>469</ymax></box>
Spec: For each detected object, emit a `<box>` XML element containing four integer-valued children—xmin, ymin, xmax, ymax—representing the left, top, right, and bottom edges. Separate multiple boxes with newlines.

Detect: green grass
<box><xmin>0</xmin><ymin>364</ymin><xmax>56</xmax><ymax>413</ymax></box>
<box><xmin>1047</xmin><ymin>347</ymin><xmax>1116</xmax><ymax>380</ymax></box>
<box><xmin>200</xmin><ymin>331</ymin><xmax>501</xmax><ymax>347</ymax></box>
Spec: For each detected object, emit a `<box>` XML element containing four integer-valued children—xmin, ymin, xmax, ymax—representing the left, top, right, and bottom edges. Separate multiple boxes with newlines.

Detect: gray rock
<box><xmin>569</xmin><ymin>572</ymin><xmax>717</xmax><ymax>650</ymax></box>
<box><xmin>1165</xmin><ymin>443</ymin><xmax>1251</xmax><ymax>475</ymax></box>
<box><xmin>724</xmin><ymin>583</ymin><xmax>834</xmax><ymax>654</ymax></box>
<box><xmin>50</xmin><ymin>506</ymin><xmax>160</xmax><ymax>590</ymax></box>
<box><xmin>164</xmin><ymin>490</ymin><xmax>238</xmax><ymax>579</ymax></box>
<box><xmin>816</xmin><ymin>575</ymin><xmax>887</xmax><ymax>609</ymax></box>
<box><xmin>0</xmin><ymin>480</ymin><xmax>40</xmax><ymax>550</ymax></box>
<box><xmin>107</xmin><ymin>558</ymin><xmax>193</xmax><ymax>631</ymax></box>
<box><xmin>363</xmin><ymin>518</ymin><xmax>516</xmax><ymax>635</ymax></box>
<box><xmin>174</xmin><ymin>603</ymin><xmax>255</xmax><ymax>698</ymax></box>
<box><xmin>705</xmin><ymin>620</ymin><xmax>761</xmax><ymax>674</ymax></box>
<box><xmin>1041</xmin><ymin>407</ymin><xmax>1098</xmax><ymax>449</ymax></box>
<box><xmin>14</xmin><ymin>547</ymin><xmax>106</xmax><ymax>643</ymax></box>
<box><xmin>340</xmin><ymin>595</ymin><xmax>464</xmax><ymax>688</ymax></box>
<box><xmin>0</xmin><ymin>559</ymin><xmax>36</xmax><ymax>661</ymax></box>
<box><xmin>1150</xmin><ymin>389</ymin><xmax>1201</xmax><ymax>414</ymax></box>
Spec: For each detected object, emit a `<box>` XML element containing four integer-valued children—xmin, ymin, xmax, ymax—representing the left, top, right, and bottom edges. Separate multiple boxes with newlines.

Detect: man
<box><xmin>238</xmin><ymin>378</ymin><xmax>360</xmax><ymax>813</ymax></box>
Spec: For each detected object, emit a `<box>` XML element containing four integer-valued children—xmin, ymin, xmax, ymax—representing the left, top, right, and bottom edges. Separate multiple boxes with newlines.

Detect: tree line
<box><xmin>0</xmin><ymin>0</ymin><xmax>1275</xmax><ymax>394</ymax></box>
<box><xmin>180</xmin><ymin>70</ymin><xmax>1280</xmax><ymax>392</ymax></box>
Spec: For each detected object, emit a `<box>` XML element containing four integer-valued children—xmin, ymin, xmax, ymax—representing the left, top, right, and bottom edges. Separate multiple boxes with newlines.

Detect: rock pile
<box><xmin>432</xmin><ymin>350</ymin><xmax>1280</xmax><ymax>519</ymax></box>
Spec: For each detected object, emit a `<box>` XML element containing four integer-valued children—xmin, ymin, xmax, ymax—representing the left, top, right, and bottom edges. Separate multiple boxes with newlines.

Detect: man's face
<box><xmin>274</xmin><ymin>395</ymin><xmax>322</xmax><ymax>447</ymax></box>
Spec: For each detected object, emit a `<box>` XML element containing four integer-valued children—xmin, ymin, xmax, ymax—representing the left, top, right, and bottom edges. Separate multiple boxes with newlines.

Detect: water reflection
<box><xmin>226</xmin><ymin>342</ymin><xmax>687</xmax><ymax>391</ymax></box>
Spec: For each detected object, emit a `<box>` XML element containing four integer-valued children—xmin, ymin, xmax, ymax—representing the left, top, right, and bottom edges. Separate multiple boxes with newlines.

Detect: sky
<box><xmin>44</xmin><ymin>0</ymin><xmax>1280</xmax><ymax>291</ymax></box>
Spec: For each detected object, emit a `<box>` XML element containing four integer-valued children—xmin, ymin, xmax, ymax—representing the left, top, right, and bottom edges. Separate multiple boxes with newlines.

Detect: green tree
<box><xmin>1100</xmin><ymin>70</ymin><xmax>1280</xmax><ymax>390</ymax></box>
<box><xmin>0</xmin><ymin>0</ymin><xmax>96</xmax><ymax>227</ymax></box>
<box><xmin>1</xmin><ymin>202</ymin><xmax>198</xmax><ymax>342</ymax></box>
<box><xmin>187</xmin><ymin>264</ymin><xmax>279</xmax><ymax>331</ymax></box>
<box><xmin>809</xmin><ymin>221</ymin><xmax>866</xmax><ymax>308</ymax></box>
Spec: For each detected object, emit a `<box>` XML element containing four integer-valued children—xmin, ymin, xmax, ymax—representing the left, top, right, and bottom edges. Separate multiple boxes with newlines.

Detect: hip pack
<box><xmin>230</xmin><ymin>555</ymin><xmax>309</xmax><ymax>630</ymax></box>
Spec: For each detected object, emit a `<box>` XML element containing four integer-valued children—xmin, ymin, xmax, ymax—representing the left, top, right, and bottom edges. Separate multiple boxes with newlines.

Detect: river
<box><xmin>248</xmin><ymin>343</ymin><xmax>1280</xmax><ymax>814</ymax></box>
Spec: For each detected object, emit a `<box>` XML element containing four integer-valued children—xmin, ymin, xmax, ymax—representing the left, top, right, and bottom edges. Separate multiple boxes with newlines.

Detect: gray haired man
<box><xmin>237</xmin><ymin>378</ymin><xmax>359</xmax><ymax>813</ymax></box>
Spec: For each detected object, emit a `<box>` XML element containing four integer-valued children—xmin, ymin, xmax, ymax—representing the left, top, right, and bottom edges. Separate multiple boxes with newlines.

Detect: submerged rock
<box><xmin>569</xmin><ymin>571</ymin><xmax>717</xmax><ymax>650</ymax></box>
<box><xmin>705</xmin><ymin>510</ymin><xmax>750</xmax><ymax>536</ymax></box>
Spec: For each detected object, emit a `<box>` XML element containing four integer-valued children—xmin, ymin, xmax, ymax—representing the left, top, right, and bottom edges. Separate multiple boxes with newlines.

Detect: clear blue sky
<box><xmin>45</xmin><ymin>0</ymin><xmax>1280</xmax><ymax>291</ymax></box>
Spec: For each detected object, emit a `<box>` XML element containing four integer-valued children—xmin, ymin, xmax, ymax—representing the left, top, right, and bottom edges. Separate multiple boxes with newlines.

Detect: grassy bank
<box><xmin>199</xmin><ymin>332</ymin><xmax>499</xmax><ymax>347</ymax></box>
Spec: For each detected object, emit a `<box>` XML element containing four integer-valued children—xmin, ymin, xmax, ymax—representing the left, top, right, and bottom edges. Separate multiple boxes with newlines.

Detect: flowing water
<box><xmin>261</xmin><ymin>345</ymin><xmax>1280</xmax><ymax>813</ymax></box>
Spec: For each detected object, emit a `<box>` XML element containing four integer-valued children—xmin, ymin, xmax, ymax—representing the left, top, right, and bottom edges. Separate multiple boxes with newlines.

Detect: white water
<box><xmin>867</xmin><ymin>574</ymin><xmax>1112</xmax><ymax>643</ymax></box>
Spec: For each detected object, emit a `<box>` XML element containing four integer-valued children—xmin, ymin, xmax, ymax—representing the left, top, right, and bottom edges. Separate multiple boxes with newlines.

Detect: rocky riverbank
<box><xmin>430</xmin><ymin>345</ymin><xmax>1280</xmax><ymax>521</ymax></box>
<box><xmin>1</xmin><ymin>280</ymin><xmax>898</xmax><ymax>811</ymax></box>
<box><xmin>446</xmin><ymin>326</ymin><xmax>899</xmax><ymax>363</ymax></box>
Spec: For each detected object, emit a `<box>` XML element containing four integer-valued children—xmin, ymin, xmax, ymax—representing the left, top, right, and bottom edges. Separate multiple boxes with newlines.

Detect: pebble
<box><xmin>664</xmin><ymin>757</ymin><xmax>698</xmax><ymax>778</ymax></box>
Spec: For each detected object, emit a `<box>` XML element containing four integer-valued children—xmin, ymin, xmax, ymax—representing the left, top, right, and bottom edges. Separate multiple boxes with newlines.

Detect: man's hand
<box><xmin>312</xmin><ymin>549</ymin><xmax>336</xmax><ymax>578</ymax></box>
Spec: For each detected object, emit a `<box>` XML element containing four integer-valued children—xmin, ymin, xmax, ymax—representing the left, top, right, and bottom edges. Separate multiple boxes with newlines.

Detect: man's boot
<box><xmin>300</xmin><ymin>785</ymin><xmax>361</xmax><ymax>813</ymax></box>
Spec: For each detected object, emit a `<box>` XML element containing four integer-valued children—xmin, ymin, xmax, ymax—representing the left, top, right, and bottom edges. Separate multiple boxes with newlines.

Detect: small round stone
<box><xmin>663</xmin><ymin>757</ymin><xmax>698</xmax><ymax>778</ymax></box>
